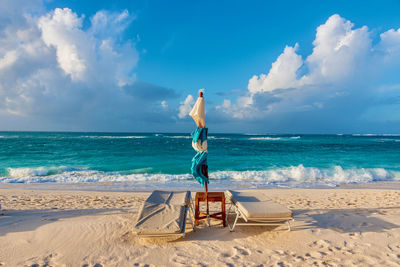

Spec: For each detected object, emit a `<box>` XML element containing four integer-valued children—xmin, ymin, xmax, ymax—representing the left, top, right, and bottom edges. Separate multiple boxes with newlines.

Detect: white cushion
<box><xmin>226</xmin><ymin>190</ymin><xmax>292</xmax><ymax>220</ymax></box>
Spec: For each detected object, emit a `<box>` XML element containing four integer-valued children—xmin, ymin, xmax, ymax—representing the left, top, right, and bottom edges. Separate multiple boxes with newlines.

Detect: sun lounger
<box><xmin>134</xmin><ymin>190</ymin><xmax>195</xmax><ymax>238</ymax></box>
<box><xmin>225</xmin><ymin>190</ymin><xmax>293</xmax><ymax>232</ymax></box>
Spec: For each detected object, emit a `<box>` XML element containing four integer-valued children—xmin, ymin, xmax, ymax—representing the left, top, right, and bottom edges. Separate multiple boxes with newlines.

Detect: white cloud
<box><xmin>38</xmin><ymin>8</ymin><xmax>88</xmax><ymax>80</ymax></box>
<box><xmin>0</xmin><ymin>1</ymin><xmax>176</xmax><ymax>131</ymax></box>
<box><xmin>378</xmin><ymin>28</ymin><xmax>400</xmax><ymax>58</ymax></box>
<box><xmin>248</xmin><ymin>14</ymin><xmax>372</xmax><ymax>95</ymax></box>
<box><xmin>304</xmin><ymin>14</ymin><xmax>371</xmax><ymax>83</ymax></box>
<box><xmin>178</xmin><ymin>94</ymin><xmax>194</xmax><ymax>119</ymax></box>
<box><xmin>90</xmin><ymin>9</ymin><xmax>133</xmax><ymax>38</ymax></box>
<box><xmin>37</xmin><ymin>7</ymin><xmax>138</xmax><ymax>84</ymax></box>
<box><xmin>217</xmin><ymin>14</ymin><xmax>400</xmax><ymax>132</ymax></box>
<box><xmin>248</xmin><ymin>44</ymin><xmax>303</xmax><ymax>94</ymax></box>
<box><xmin>216</xmin><ymin>99</ymin><xmax>231</xmax><ymax>110</ymax></box>
<box><xmin>161</xmin><ymin>100</ymin><xmax>168</xmax><ymax>109</ymax></box>
<box><xmin>0</xmin><ymin>50</ymin><xmax>18</xmax><ymax>70</ymax></box>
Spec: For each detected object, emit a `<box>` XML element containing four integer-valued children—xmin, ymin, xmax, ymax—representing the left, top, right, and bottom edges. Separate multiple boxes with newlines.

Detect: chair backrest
<box><xmin>146</xmin><ymin>190</ymin><xmax>190</xmax><ymax>206</ymax></box>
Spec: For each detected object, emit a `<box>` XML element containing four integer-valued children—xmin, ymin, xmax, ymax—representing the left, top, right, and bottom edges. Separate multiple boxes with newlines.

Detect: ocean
<box><xmin>0</xmin><ymin>132</ymin><xmax>399</xmax><ymax>189</ymax></box>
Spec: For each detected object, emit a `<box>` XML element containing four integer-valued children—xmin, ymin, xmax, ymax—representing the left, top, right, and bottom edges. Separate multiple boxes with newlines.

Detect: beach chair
<box><xmin>134</xmin><ymin>190</ymin><xmax>195</xmax><ymax>238</ymax></box>
<box><xmin>225</xmin><ymin>190</ymin><xmax>293</xmax><ymax>232</ymax></box>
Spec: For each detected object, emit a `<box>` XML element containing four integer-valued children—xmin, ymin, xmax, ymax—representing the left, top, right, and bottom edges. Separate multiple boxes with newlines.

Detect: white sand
<box><xmin>0</xmin><ymin>187</ymin><xmax>400</xmax><ymax>266</ymax></box>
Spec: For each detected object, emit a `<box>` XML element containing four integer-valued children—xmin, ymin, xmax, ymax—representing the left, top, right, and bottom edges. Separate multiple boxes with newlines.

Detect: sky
<box><xmin>1</xmin><ymin>0</ymin><xmax>400</xmax><ymax>133</ymax></box>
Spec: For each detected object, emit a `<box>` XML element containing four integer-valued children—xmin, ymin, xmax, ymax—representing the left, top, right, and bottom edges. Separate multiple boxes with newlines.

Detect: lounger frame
<box><xmin>137</xmin><ymin>197</ymin><xmax>196</xmax><ymax>238</ymax></box>
<box><xmin>226</xmin><ymin>202</ymin><xmax>294</xmax><ymax>232</ymax></box>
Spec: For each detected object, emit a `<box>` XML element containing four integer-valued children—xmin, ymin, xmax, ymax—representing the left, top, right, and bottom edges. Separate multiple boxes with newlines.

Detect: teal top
<box><xmin>190</xmin><ymin>127</ymin><xmax>209</xmax><ymax>186</ymax></box>
<box><xmin>191</xmin><ymin>151</ymin><xmax>208</xmax><ymax>186</ymax></box>
<box><xmin>191</xmin><ymin>127</ymin><xmax>208</xmax><ymax>143</ymax></box>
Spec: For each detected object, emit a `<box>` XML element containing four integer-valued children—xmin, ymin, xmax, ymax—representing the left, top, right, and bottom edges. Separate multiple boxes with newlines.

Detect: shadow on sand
<box><xmin>174</xmin><ymin>206</ymin><xmax>400</xmax><ymax>242</ymax></box>
<box><xmin>293</xmin><ymin>207</ymin><xmax>400</xmax><ymax>233</ymax></box>
<box><xmin>2</xmin><ymin>206</ymin><xmax>398</xmax><ymax>242</ymax></box>
<box><xmin>169</xmin><ymin>213</ymin><xmax>283</xmax><ymax>243</ymax></box>
<box><xmin>0</xmin><ymin>208</ymin><xmax>132</xmax><ymax>236</ymax></box>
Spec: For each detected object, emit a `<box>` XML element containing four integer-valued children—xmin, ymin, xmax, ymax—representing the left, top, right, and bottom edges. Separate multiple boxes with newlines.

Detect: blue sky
<box><xmin>1</xmin><ymin>0</ymin><xmax>400</xmax><ymax>133</ymax></box>
<box><xmin>47</xmin><ymin>0</ymin><xmax>400</xmax><ymax>99</ymax></box>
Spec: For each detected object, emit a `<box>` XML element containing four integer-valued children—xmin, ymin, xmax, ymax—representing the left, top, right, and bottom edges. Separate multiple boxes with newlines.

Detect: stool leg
<box><xmin>222</xmin><ymin>196</ymin><xmax>226</xmax><ymax>227</ymax></box>
<box><xmin>195</xmin><ymin>196</ymin><xmax>199</xmax><ymax>226</ymax></box>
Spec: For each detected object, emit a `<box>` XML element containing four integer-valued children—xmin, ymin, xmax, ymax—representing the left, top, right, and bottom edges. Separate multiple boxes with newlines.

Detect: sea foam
<box><xmin>248</xmin><ymin>136</ymin><xmax>301</xmax><ymax>141</ymax></box>
<box><xmin>249</xmin><ymin>137</ymin><xmax>282</xmax><ymax>141</ymax></box>
<box><xmin>80</xmin><ymin>136</ymin><xmax>147</xmax><ymax>139</ymax></box>
<box><xmin>2</xmin><ymin>165</ymin><xmax>398</xmax><ymax>187</ymax></box>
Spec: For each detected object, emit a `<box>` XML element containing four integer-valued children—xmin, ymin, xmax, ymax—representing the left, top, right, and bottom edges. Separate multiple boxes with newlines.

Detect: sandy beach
<box><xmin>2</xmin><ymin>0</ymin><xmax>400</xmax><ymax>265</ymax></box>
<box><xmin>0</xmin><ymin>185</ymin><xmax>399</xmax><ymax>266</ymax></box>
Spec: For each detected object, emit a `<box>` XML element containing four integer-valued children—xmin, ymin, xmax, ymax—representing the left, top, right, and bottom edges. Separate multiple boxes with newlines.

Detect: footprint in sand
<box><xmin>171</xmin><ymin>253</ymin><xmax>199</xmax><ymax>266</ymax></box>
<box><xmin>23</xmin><ymin>253</ymin><xmax>61</xmax><ymax>267</ymax></box>
<box><xmin>387</xmin><ymin>243</ymin><xmax>400</xmax><ymax>252</ymax></box>
<box><xmin>309</xmin><ymin>239</ymin><xmax>331</xmax><ymax>249</ymax></box>
<box><xmin>273</xmin><ymin>250</ymin><xmax>286</xmax><ymax>256</ymax></box>
<box><xmin>233</xmin><ymin>246</ymin><xmax>250</xmax><ymax>256</ymax></box>
<box><xmin>294</xmin><ymin>255</ymin><xmax>305</xmax><ymax>262</ymax></box>
<box><xmin>305</xmin><ymin>250</ymin><xmax>330</xmax><ymax>261</ymax></box>
<box><xmin>220</xmin><ymin>252</ymin><xmax>232</xmax><ymax>258</ymax></box>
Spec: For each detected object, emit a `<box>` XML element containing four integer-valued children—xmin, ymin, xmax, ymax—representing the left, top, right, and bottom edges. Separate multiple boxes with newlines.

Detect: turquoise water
<box><xmin>0</xmin><ymin>132</ymin><xmax>399</xmax><ymax>188</ymax></box>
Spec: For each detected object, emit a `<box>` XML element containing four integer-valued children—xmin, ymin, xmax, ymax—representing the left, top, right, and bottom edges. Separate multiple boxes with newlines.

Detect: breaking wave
<box><xmin>1</xmin><ymin>165</ymin><xmax>399</xmax><ymax>187</ymax></box>
<box><xmin>80</xmin><ymin>135</ymin><xmax>147</xmax><ymax>139</ymax></box>
<box><xmin>208</xmin><ymin>136</ymin><xmax>231</xmax><ymax>140</ymax></box>
<box><xmin>249</xmin><ymin>137</ymin><xmax>282</xmax><ymax>141</ymax></box>
<box><xmin>248</xmin><ymin>136</ymin><xmax>301</xmax><ymax>141</ymax></box>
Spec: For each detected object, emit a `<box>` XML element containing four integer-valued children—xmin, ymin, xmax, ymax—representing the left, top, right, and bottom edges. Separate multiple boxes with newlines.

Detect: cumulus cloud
<box><xmin>216</xmin><ymin>14</ymin><xmax>400</xmax><ymax>132</ymax></box>
<box><xmin>248</xmin><ymin>44</ymin><xmax>303</xmax><ymax>93</ymax></box>
<box><xmin>378</xmin><ymin>28</ymin><xmax>400</xmax><ymax>58</ymax></box>
<box><xmin>38</xmin><ymin>8</ymin><xmax>88</xmax><ymax>80</ymax></box>
<box><xmin>37</xmin><ymin>7</ymin><xmax>139</xmax><ymax>84</ymax></box>
<box><xmin>0</xmin><ymin>1</ymin><xmax>178</xmax><ymax>131</ymax></box>
<box><xmin>178</xmin><ymin>94</ymin><xmax>195</xmax><ymax>119</ymax></box>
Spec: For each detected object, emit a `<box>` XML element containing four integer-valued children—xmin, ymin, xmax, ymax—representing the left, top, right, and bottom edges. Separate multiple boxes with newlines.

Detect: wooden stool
<box><xmin>195</xmin><ymin>191</ymin><xmax>226</xmax><ymax>227</ymax></box>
